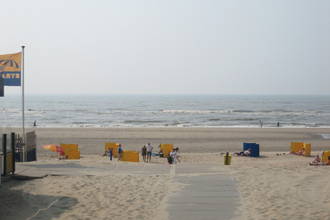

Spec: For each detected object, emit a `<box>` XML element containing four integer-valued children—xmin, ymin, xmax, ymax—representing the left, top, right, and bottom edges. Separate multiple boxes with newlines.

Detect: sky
<box><xmin>1</xmin><ymin>0</ymin><xmax>330</xmax><ymax>95</ymax></box>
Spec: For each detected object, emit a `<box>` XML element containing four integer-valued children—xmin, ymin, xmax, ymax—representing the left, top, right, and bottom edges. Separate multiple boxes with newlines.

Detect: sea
<box><xmin>0</xmin><ymin>95</ymin><xmax>330</xmax><ymax>128</ymax></box>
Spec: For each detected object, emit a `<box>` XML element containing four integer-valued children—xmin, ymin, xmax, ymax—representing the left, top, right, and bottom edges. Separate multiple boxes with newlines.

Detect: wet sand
<box><xmin>27</xmin><ymin>127</ymin><xmax>330</xmax><ymax>154</ymax></box>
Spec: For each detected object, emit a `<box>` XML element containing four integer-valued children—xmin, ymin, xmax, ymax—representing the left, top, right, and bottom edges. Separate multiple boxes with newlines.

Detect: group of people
<box><xmin>106</xmin><ymin>144</ymin><xmax>123</xmax><ymax>161</ymax></box>
<box><xmin>141</xmin><ymin>143</ymin><xmax>153</xmax><ymax>163</ymax></box>
<box><xmin>141</xmin><ymin>143</ymin><xmax>181</xmax><ymax>164</ymax></box>
<box><xmin>105</xmin><ymin>142</ymin><xmax>181</xmax><ymax>164</ymax></box>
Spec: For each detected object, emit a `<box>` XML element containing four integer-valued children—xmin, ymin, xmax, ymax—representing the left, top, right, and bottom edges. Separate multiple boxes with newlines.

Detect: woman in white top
<box><xmin>146</xmin><ymin>143</ymin><xmax>153</xmax><ymax>163</ymax></box>
<box><xmin>170</xmin><ymin>150</ymin><xmax>177</xmax><ymax>164</ymax></box>
<box><xmin>170</xmin><ymin>148</ymin><xmax>181</xmax><ymax>164</ymax></box>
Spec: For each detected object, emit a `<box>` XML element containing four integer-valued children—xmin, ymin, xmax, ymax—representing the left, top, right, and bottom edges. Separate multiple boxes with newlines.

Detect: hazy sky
<box><xmin>1</xmin><ymin>0</ymin><xmax>330</xmax><ymax>95</ymax></box>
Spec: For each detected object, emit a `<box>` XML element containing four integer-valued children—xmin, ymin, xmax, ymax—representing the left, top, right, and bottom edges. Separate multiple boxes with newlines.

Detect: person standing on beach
<box><xmin>146</xmin><ymin>143</ymin><xmax>153</xmax><ymax>163</ymax></box>
<box><xmin>109</xmin><ymin>148</ymin><xmax>113</xmax><ymax>161</ymax></box>
<box><xmin>170</xmin><ymin>147</ymin><xmax>181</xmax><ymax>164</ymax></box>
<box><xmin>118</xmin><ymin>144</ymin><xmax>123</xmax><ymax>161</ymax></box>
<box><xmin>141</xmin><ymin>145</ymin><xmax>147</xmax><ymax>162</ymax></box>
<box><xmin>170</xmin><ymin>148</ymin><xmax>177</xmax><ymax>164</ymax></box>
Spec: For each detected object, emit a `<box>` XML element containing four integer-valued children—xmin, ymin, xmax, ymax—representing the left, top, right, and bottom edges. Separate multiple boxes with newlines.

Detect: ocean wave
<box><xmin>160</xmin><ymin>109</ymin><xmax>325</xmax><ymax>115</ymax></box>
<box><xmin>3</xmin><ymin>122</ymin><xmax>330</xmax><ymax>129</ymax></box>
<box><xmin>72</xmin><ymin>121</ymin><xmax>88</xmax><ymax>124</ymax></box>
<box><xmin>320</xmin><ymin>134</ymin><xmax>330</xmax><ymax>139</ymax></box>
<box><xmin>160</xmin><ymin>108</ymin><xmax>328</xmax><ymax>116</ymax></box>
<box><xmin>208</xmin><ymin>118</ymin><xmax>261</xmax><ymax>122</ymax></box>
<box><xmin>0</xmin><ymin>108</ymin><xmax>20</xmax><ymax>113</ymax></box>
<box><xmin>2</xmin><ymin>95</ymin><xmax>330</xmax><ymax>128</ymax></box>
<box><xmin>232</xmin><ymin>118</ymin><xmax>258</xmax><ymax>121</ymax></box>
<box><xmin>232</xmin><ymin>110</ymin><xmax>254</xmax><ymax>113</ymax></box>
<box><xmin>208</xmin><ymin>118</ymin><xmax>222</xmax><ymax>121</ymax></box>
<box><xmin>123</xmin><ymin>120</ymin><xmax>165</xmax><ymax>124</ymax></box>
<box><xmin>161</xmin><ymin>109</ymin><xmax>231</xmax><ymax>114</ymax></box>
<box><xmin>25</xmin><ymin>109</ymin><xmax>45</xmax><ymax>116</ymax></box>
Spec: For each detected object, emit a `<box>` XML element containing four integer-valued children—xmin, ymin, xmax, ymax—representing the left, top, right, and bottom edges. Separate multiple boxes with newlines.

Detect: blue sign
<box><xmin>0</xmin><ymin>77</ymin><xmax>4</xmax><ymax>97</ymax></box>
<box><xmin>1</xmin><ymin>72</ymin><xmax>21</xmax><ymax>86</ymax></box>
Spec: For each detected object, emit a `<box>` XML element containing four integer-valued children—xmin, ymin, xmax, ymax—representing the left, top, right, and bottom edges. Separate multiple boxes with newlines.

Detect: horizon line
<box><xmin>2</xmin><ymin>93</ymin><xmax>330</xmax><ymax>96</ymax></box>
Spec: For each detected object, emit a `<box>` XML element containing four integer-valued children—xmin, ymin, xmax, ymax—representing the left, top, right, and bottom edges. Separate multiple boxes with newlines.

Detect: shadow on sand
<box><xmin>0</xmin><ymin>176</ymin><xmax>78</xmax><ymax>220</ymax></box>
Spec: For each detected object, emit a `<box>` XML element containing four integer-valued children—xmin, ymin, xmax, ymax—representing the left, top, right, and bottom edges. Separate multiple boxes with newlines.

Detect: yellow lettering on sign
<box><xmin>0</xmin><ymin>73</ymin><xmax>20</xmax><ymax>79</ymax></box>
<box><xmin>1</xmin><ymin>73</ymin><xmax>20</xmax><ymax>79</ymax></box>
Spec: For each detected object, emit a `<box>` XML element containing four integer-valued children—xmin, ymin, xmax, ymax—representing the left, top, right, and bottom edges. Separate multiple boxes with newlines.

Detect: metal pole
<box><xmin>21</xmin><ymin>45</ymin><xmax>25</xmax><ymax>162</ymax></box>
<box><xmin>2</xmin><ymin>134</ymin><xmax>7</xmax><ymax>176</ymax></box>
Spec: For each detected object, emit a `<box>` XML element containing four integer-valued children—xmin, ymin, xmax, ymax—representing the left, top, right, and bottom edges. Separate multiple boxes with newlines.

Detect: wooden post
<box><xmin>11</xmin><ymin>132</ymin><xmax>15</xmax><ymax>174</ymax></box>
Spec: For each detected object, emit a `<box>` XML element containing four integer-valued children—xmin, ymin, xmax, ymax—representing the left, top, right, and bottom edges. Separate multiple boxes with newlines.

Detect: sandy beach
<box><xmin>4</xmin><ymin>127</ymin><xmax>330</xmax><ymax>154</ymax></box>
<box><xmin>1</xmin><ymin>127</ymin><xmax>330</xmax><ymax>220</ymax></box>
<box><xmin>2</xmin><ymin>0</ymin><xmax>330</xmax><ymax>219</ymax></box>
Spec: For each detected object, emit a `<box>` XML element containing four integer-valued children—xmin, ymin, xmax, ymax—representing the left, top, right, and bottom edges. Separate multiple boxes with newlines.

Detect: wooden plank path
<box><xmin>167</xmin><ymin>164</ymin><xmax>242</xmax><ymax>220</ymax></box>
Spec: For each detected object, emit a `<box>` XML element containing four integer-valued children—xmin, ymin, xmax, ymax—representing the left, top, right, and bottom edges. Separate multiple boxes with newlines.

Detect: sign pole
<box><xmin>21</xmin><ymin>45</ymin><xmax>25</xmax><ymax>162</ymax></box>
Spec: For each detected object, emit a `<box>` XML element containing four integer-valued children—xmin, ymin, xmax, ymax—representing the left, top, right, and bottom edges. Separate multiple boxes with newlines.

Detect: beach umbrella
<box><xmin>42</xmin><ymin>144</ymin><xmax>61</xmax><ymax>152</ymax></box>
<box><xmin>0</xmin><ymin>59</ymin><xmax>20</xmax><ymax>69</ymax></box>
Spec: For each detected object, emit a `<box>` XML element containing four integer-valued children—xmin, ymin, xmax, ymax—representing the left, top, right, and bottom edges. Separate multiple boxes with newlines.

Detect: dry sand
<box><xmin>1</xmin><ymin>156</ymin><xmax>173</xmax><ymax>220</ymax></box>
<box><xmin>229</xmin><ymin>152</ymin><xmax>330</xmax><ymax>220</ymax></box>
<box><xmin>1</xmin><ymin>127</ymin><xmax>330</xmax><ymax>220</ymax></box>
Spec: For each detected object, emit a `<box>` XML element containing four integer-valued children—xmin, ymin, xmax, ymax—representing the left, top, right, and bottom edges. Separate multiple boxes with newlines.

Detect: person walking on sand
<box><xmin>141</xmin><ymin>145</ymin><xmax>147</xmax><ymax>162</ymax></box>
<box><xmin>118</xmin><ymin>144</ymin><xmax>123</xmax><ymax>161</ymax></box>
<box><xmin>146</xmin><ymin>143</ymin><xmax>153</xmax><ymax>163</ymax></box>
